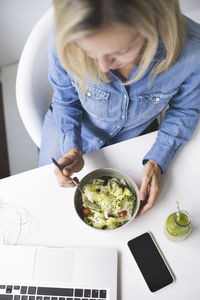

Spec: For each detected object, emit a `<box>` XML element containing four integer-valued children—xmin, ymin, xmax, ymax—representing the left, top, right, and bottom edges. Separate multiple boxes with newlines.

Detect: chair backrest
<box><xmin>16</xmin><ymin>7</ymin><xmax>54</xmax><ymax>148</ymax></box>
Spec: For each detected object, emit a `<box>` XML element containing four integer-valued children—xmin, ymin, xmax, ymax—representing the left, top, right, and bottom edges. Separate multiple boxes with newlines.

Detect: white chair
<box><xmin>16</xmin><ymin>7</ymin><xmax>54</xmax><ymax>148</ymax></box>
<box><xmin>15</xmin><ymin>5</ymin><xmax>164</xmax><ymax>147</ymax></box>
<box><xmin>17</xmin><ymin>6</ymin><xmax>199</xmax><ymax>148</ymax></box>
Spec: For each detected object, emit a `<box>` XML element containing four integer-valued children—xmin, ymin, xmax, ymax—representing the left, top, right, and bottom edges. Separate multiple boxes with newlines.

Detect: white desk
<box><xmin>0</xmin><ymin>124</ymin><xmax>200</xmax><ymax>300</ymax></box>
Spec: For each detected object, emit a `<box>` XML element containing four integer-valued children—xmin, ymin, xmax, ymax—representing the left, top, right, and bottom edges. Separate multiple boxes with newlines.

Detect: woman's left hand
<box><xmin>137</xmin><ymin>160</ymin><xmax>162</xmax><ymax>216</ymax></box>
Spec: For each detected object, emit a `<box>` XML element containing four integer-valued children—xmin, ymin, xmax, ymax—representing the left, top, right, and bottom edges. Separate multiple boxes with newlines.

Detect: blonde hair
<box><xmin>53</xmin><ymin>0</ymin><xmax>186</xmax><ymax>87</ymax></box>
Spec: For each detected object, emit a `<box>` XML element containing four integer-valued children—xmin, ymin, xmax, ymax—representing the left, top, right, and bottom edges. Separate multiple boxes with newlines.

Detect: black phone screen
<box><xmin>127</xmin><ymin>232</ymin><xmax>174</xmax><ymax>292</ymax></box>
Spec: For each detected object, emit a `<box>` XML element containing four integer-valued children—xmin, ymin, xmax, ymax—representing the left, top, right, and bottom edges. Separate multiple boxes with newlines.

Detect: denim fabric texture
<box><xmin>39</xmin><ymin>17</ymin><xmax>200</xmax><ymax>172</ymax></box>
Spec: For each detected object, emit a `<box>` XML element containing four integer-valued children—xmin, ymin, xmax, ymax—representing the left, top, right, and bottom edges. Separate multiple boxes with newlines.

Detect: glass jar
<box><xmin>164</xmin><ymin>210</ymin><xmax>191</xmax><ymax>242</ymax></box>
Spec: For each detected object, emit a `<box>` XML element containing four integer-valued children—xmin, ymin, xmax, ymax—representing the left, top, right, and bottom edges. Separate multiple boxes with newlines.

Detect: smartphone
<box><xmin>127</xmin><ymin>232</ymin><xmax>175</xmax><ymax>292</ymax></box>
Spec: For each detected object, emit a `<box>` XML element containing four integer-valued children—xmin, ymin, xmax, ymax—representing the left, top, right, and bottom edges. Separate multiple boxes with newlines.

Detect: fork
<box><xmin>51</xmin><ymin>158</ymin><xmax>101</xmax><ymax>212</ymax></box>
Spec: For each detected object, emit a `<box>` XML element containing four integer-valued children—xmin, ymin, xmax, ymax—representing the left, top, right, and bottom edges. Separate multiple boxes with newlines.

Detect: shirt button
<box><xmin>100</xmin><ymin>140</ymin><xmax>103</xmax><ymax>144</ymax></box>
<box><xmin>124</xmin><ymin>94</ymin><xmax>127</xmax><ymax>99</ymax></box>
<box><xmin>155</xmin><ymin>97</ymin><xmax>160</xmax><ymax>102</ymax></box>
<box><xmin>87</xmin><ymin>92</ymin><xmax>92</xmax><ymax>97</ymax></box>
<box><xmin>122</xmin><ymin>115</ymin><xmax>125</xmax><ymax>119</ymax></box>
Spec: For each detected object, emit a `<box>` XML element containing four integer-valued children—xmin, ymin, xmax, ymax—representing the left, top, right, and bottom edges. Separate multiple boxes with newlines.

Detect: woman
<box><xmin>39</xmin><ymin>0</ymin><xmax>200</xmax><ymax>216</ymax></box>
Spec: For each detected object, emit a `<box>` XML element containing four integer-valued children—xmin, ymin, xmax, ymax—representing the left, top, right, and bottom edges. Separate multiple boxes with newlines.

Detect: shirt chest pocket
<box><xmin>72</xmin><ymin>81</ymin><xmax>110</xmax><ymax>118</ymax></box>
<box><xmin>136</xmin><ymin>90</ymin><xmax>178</xmax><ymax>116</ymax></box>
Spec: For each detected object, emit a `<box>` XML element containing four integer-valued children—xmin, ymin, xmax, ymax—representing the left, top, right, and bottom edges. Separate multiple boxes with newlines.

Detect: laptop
<box><xmin>0</xmin><ymin>245</ymin><xmax>117</xmax><ymax>300</ymax></box>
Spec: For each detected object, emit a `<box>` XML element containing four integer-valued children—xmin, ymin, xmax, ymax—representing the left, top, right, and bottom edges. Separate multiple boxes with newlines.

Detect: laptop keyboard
<box><xmin>0</xmin><ymin>285</ymin><xmax>107</xmax><ymax>300</ymax></box>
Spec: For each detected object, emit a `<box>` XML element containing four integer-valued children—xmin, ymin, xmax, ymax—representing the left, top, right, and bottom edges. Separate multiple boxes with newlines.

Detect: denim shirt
<box><xmin>48</xmin><ymin>16</ymin><xmax>200</xmax><ymax>172</ymax></box>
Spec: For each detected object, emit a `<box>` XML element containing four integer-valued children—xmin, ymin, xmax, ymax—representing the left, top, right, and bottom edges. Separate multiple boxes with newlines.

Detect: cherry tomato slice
<box><xmin>118</xmin><ymin>210</ymin><xmax>127</xmax><ymax>217</ymax></box>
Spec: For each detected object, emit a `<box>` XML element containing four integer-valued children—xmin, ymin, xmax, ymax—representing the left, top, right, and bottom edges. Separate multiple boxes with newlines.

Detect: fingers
<box><xmin>62</xmin><ymin>157</ymin><xmax>81</xmax><ymax>176</ymax></box>
<box><xmin>62</xmin><ymin>148</ymin><xmax>84</xmax><ymax>176</ymax></box>
<box><xmin>137</xmin><ymin>181</ymin><xmax>159</xmax><ymax>216</ymax></box>
<box><xmin>53</xmin><ymin>166</ymin><xmax>75</xmax><ymax>187</ymax></box>
<box><xmin>53</xmin><ymin>148</ymin><xmax>84</xmax><ymax>188</ymax></box>
<box><xmin>139</xmin><ymin>178</ymin><xmax>148</xmax><ymax>201</ymax></box>
<box><xmin>137</xmin><ymin>160</ymin><xmax>161</xmax><ymax>217</ymax></box>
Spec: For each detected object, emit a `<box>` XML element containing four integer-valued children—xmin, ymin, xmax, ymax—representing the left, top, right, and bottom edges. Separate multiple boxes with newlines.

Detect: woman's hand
<box><xmin>54</xmin><ymin>148</ymin><xmax>84</xmax><ymax>187</ymax></box>
<box><xmin>137</xmin><ymin>160</ymin><xmax>162</xmax><ymax>216</ymax></box>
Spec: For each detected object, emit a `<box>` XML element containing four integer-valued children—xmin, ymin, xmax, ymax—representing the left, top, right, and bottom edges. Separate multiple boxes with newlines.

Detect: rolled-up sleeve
<box><xmin>143</xmin><ymin>67</ymin><xmax>200</xmax><ymax>172</ymax></box>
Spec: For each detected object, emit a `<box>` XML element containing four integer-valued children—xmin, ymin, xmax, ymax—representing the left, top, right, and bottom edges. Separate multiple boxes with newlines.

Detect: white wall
<box><xmin>1</xmin><ymin>63</ymin><xmax>38</xmax><ymax>175</ymax></box>
<box><xmin>179</xmin><ymin>0</ymin><xmax>200</xmax><ymax>15</ymax></box>
<box><xmin>0</xmin><ymin>0</ymin><xmax>51</xmax><ymax>68</ymax></box>
<box><xmin>0</xmin><ymin>0</ymin><xmax>51</xmax><ymax>175</ymax></box>
<box><xmin>180</xmin><ymin>0</ymin><xmax>200</xmax><ymax>22</ymax></box>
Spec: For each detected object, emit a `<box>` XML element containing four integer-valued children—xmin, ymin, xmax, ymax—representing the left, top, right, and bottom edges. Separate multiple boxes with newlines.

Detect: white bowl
<box><xmin>74</xmin><ymin>168</ymin><xmax>140</xmax><ymax>230</ymax></box>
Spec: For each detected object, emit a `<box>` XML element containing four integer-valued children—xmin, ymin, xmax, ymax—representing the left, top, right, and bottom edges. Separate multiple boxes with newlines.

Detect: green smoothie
<box><xmin>164</xmin><ymin>210</ymin><xmax>191</xmax><ymax>241</ymax></box>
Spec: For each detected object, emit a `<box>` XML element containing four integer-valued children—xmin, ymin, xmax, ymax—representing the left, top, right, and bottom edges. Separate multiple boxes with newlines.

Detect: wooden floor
<box><xmin>0</xmin><ymin>82</ymin><xmax>10</xmax><ymax>178</ymax></box>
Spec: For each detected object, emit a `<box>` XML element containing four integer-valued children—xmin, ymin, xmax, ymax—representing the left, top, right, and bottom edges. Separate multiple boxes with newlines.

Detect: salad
<box><xmin>80</xmin><ymin>176</ymin><xmax>136</xmax><ymax>230</ymax></box>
